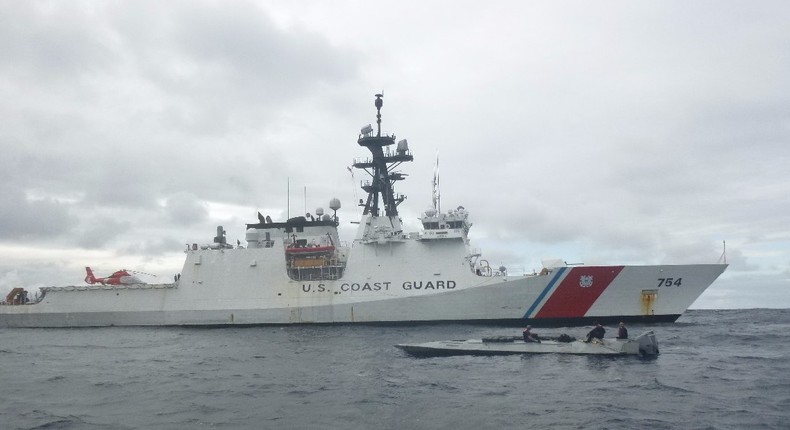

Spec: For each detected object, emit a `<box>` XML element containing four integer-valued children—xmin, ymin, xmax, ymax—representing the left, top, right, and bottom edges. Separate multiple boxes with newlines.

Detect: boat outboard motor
<box><xmin>635</xmin><ymin>331</ymin><xmax>659</xmax><ymax>356</ymax></box>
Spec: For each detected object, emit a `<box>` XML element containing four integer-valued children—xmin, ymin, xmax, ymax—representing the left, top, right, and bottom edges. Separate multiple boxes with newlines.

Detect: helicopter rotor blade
<box><xmin>130</xmin><ymin>270</ymin><xmax>157</xmax><ymax>277</ymax></box>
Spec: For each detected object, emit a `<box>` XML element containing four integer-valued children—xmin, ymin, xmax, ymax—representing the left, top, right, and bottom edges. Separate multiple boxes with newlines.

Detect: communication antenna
<box><xmin>375</xmin><ymin>92</ymin><xmax>383</xmax><ymax>137</ymax></box>
<box><xmin>432</xmin><ymin>151</ymin><xmax>440</xmax><ymax>213</ymax></box>
<box><xmin>718</xmin><ymin>240</ymin><xmax>727</xmax><ymax>264</ymax></box>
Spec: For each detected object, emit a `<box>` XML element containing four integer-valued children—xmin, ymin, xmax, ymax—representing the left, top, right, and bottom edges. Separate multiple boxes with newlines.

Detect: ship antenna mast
<box><xmin>352</xmin><ymin>93</ymin><xmax>414</xmax><ymax>218</ymax></box>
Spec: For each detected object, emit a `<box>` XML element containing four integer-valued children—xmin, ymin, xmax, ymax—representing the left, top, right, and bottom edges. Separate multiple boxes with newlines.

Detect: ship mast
<box><xmin>353</xmin><ymin>94</ymin><xmax>413</xmax><ymax>217</ymax></box>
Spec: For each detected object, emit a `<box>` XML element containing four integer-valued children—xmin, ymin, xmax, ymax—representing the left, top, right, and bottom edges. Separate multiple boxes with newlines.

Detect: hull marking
<box><xmin>535</xmin><ymin>266</ymin><xmax>625</xmax><ymax>318</ymax></box>
<box><xmin>523</xmin><ymin>267</ymin><xmax>567</xmax><ymax>319</ymax></box>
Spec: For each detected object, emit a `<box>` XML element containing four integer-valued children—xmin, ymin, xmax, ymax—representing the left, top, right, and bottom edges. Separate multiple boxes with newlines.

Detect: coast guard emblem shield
<box><xmin>579</xmin><ymin>275</ymin><xmax>594</xmax><ymax>288</ymax></box>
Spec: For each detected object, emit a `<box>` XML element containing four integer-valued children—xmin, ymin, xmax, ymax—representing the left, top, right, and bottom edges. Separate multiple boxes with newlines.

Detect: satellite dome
<box><xmin>424</xmin><ymin>207</ymin><xmax>437</xmax><ymax>217</ymax></box>
<box><xmin>329</xmin><ymin>198</ymin><xmax>341</xmax><ymax>211</ymax></box>
<box><xmin>245</xmin><ymin>229</ymin><xmax>260</xmax><ymax>241</ymax></box>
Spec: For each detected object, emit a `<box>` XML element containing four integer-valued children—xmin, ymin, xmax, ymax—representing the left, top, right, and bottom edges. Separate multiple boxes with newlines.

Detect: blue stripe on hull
<box><xmin>523</xmin><ymin>267</ymin><xmax>566</xmax><ymax>319</ymax></box>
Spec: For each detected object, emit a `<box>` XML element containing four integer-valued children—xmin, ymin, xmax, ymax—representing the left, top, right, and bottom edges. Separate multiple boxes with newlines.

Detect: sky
<box><xmin>1</xmin><ymin>1</ymin><xmax>789</xmax><ymax>309</ymax></box>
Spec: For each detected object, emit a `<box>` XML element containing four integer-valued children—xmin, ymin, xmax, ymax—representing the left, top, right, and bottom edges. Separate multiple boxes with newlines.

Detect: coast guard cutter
<box><xmin>0</xmin><ymin>94</ymin><xmax>727</xmax><ymax>327</ymax></box>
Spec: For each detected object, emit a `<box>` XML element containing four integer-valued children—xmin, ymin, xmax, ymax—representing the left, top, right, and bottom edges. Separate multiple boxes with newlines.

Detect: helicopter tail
<box><xmin>85</xmin><ymin>267</ymin><xmax>98</xmax><ymax>284</ymax></box>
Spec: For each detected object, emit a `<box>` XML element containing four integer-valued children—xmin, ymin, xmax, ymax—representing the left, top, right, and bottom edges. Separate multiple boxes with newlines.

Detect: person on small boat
<box><xmin>585</xmin><ymin>322</ymin><xmax>605</xmax><ymax>343</ymax></box>
<box><xmin>616</xmin><ymin>322</ymin><xmax>628</xmax><ymax>339</ymax></box>
<box><xmin>522</xmin><ymin>325</ymin><xmax>541</xmax><ymax>343</ymax></box>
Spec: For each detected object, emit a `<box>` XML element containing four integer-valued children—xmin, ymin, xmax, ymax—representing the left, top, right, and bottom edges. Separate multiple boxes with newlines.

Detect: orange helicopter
<box><xmin>84</xmin><ymin>267</ymin><xmax>153</xmax><ymax>285</ymax></box>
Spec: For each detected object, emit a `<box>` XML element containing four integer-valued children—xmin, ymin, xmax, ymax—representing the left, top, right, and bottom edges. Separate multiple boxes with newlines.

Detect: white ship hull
<box><xmin>0</xmin><ymin>237</ymin><xmax>726</xmax><ymax>327</ymax></box>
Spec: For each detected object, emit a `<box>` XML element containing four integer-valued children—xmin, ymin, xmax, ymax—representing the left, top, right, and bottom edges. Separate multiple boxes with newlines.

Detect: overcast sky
<box><xmin>1</xmin><ymin>1</ymin><xmax>788</xmax><ymax>309</ymax></box>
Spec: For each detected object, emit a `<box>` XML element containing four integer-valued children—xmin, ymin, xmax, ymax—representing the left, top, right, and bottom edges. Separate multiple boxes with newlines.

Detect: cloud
<box><xmin>103</xmin><ymin>1</ymin><xmax>360</xmax><ymax>136</ymax></box>
<box><xmin>163</xmin><ymin>192</ymin><xmax>209</xmax><ymax>224</ymax></box>
<box><xmin>0</xmin><ymin>186</ymin><xmax>78</xmax><ymax>240</ymax></box>
<box><xmin>0</xmin><ymin>2</ymin><xmax>118</xmax><ymax>82</ymax></box>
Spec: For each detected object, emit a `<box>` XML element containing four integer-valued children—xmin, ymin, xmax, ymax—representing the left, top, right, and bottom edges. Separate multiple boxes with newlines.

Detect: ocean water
<box><xmin>1</xmin><ymin>309</ymin><xmax>789</xmax><ymax>430</ymax></box>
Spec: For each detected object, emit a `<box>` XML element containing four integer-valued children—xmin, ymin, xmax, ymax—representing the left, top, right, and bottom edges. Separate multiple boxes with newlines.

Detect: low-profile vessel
<box><xmin>0</xmin><ymin>95</ymin><xmax>727</xmax><ymax>327</ymax></box>
<box><xmin>397</xmin><ymin>331</ymin><xmax>660</xmax><ymax>357</ymax></box>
